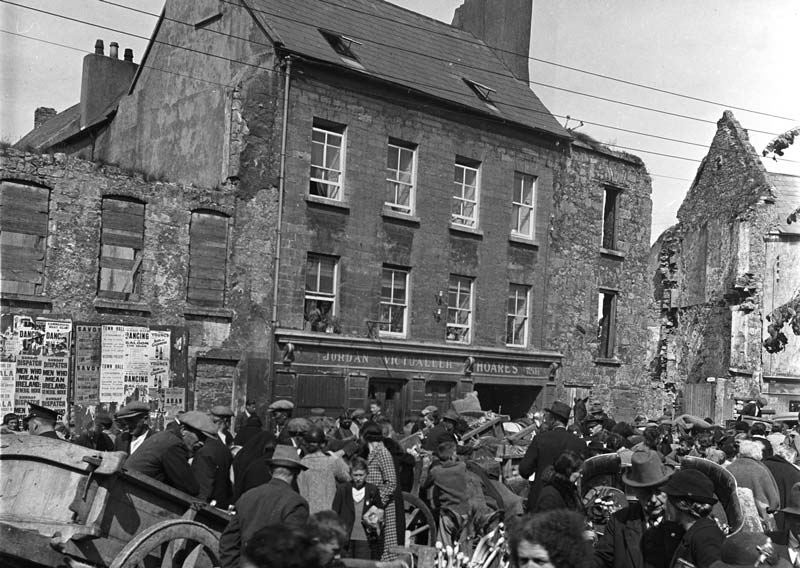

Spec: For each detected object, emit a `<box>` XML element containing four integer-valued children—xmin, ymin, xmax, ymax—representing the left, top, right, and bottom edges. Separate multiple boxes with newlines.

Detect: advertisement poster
<box><xmin>43</xmin><ymin>320</ymin><xmax>71</xmax><ymax>356</ymax></box>
<box><xmin>0</xmin><ymin>361</ymin><xmax>15</xmax><ymax>415</ymax></box>
<box><xmin>149</xmin><ymin>330</ymin><xmax>171</xmax><ymax>389</ymax></box>
<box><xmin>163</xmin><ymin>387</ymin><xmax>185</xmax><ymax>420</ymax></box>
<box><xmin>124</xmin><ymin>326</ymin><xmax>151</xmax><ymax>401</ymax></box>
<box><xmin>14</xmin><ymin>354</ymin><xmax>42</xmax><ymax>414</ymax></box>
<box><xmin>15</xmin><ymin>316</ymin><xmax>45</xmax><ymax>356</ymax></box>
<box><xmin>100</xmin><ymin>325</ymin><xmax>125</xmax><ymax>404</ymax></box>
<box><xmin>41</xmin><ymin>356</ymin><xmax>69</xmax><ymax>418</ymax></box>
<box><xmin>74</xmin><ymin>325</ymin><xmax>101</xmax><ymax>404</ymax></box>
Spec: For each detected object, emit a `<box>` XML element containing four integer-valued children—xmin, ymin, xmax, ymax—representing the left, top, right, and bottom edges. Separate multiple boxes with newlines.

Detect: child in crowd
<box><xmin>331</xmin><ymin>456</ymin><xmax>383</xmax><ymax>559</ymax></box>
<box><xmin>421</xmin><ymin>438</ymin><xmax>470</xmax><ymax>547</ymax></box>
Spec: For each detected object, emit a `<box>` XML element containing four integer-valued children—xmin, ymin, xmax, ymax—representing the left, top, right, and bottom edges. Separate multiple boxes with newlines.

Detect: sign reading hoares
<box><xmin>315</xmin><ymin>350</ymin><xmax>548</xmax><ymax>377</ymax></box>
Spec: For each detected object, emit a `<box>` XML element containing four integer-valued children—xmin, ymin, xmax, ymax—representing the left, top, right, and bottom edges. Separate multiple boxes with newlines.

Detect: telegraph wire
<box><xmin>6</xmin><ymin>1</ymin><xmax>799</xmax><ymax>166</ymax></box>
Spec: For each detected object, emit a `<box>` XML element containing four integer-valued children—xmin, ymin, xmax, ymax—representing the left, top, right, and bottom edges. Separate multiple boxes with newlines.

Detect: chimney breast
<box><xmin>109</xmin><ymin>42</ymin><xmax>119</xmax><ymax>59</ymax></box>
<box><xmin>34</xmin><ymin>107</ymin><xmax>57</xmax><ymax>129</ymax></box>
<box><xmin>124</xmin><ymin>48</ymin><xmax>133</xmax><ymax>63</ymax></box>
<box><xmin>94</xmin><ymin>39</ymin><xmax>104</xmax><ymax>55</ymax></box>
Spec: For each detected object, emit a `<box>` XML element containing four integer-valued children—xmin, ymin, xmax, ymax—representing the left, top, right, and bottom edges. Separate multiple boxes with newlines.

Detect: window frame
<box><xmin>379</xmin><ymin>266</ymin><xmax>409</xmax><ymax>338</ymax></box>
<box><xmin>385</xmin><ymin>140</ymin><xmax>417</xmax><ymax>215</ymax></box>
<box><xmin>310</xmin><ymin>122</ymin><xmax>346</xmax><ymax>201</ymax></box>
<box><xmin>506</xmin><ymin>283</ymin><xmax>530</xmax><ymax>347</ymax></box>
<box><xmin>601</xmin><ymin>186</ymin><xmax>622</xmax><ymax>251</ymax></box>
<box><xmin>446</xmin><ymin>275</ymin><xmax>474</xmax><ymax>344</ymax></box>
<box><xmin>451</xmin><ymin>158</ymin><xmax>480</xmax><ymax>229</ymax></box>
<box><xmin>97</xmin><ymin>196</ymin><xmax>145</xmax><ymax>301</ymax></box>
<box><xmin>304</xmin><ymin>253</ymin><xmax>339</xmax><ymax>331</ymax></box>
<box><xmin>597</xmin><ymin>289</ymin><xmax>618</xmax><ymax>359</ymax></box>
<box><xmin>0</xmin><ymin>180</ymin><xmax>50</xmax><ymax>297</ymax></box>
<box><xmin>511</xmin><ymin>172</ymin><xmax>536</xmax><ymax>240</ymax></box>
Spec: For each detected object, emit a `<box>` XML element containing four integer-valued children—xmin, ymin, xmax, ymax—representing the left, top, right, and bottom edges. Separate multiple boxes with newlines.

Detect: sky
<box><xmin>2</xmin><ymin>0</ymin><xmax>799</xmax><ymax>242</ymax></box>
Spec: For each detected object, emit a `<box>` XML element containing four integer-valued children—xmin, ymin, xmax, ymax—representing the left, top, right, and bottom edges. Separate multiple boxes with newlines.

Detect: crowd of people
<box><xmin>6</xmin><ymin>395</ymin><xmax>800</xmax><ymax>568</ymax></box>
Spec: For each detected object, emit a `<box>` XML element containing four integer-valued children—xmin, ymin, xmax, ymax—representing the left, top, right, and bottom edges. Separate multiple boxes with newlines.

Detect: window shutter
<box><xmin>99</xmin><ymin>197</ymin><xmax>145</xmax><ymax>300</ymax></box>
<box><xmin>187</xmin><ymin>211</ymin><xmax>228</xmax><ymax>307</ymax></box>
<box><xmin>0</xmin><ymin>181</ymin><xmax>50</xmax><ymax>295</ymax></box>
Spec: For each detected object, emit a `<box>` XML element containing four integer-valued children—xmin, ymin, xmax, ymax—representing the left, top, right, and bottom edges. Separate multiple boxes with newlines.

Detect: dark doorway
<box><xmin>368</xmin><ymin>378</ymin><xmax>407</xmax><ymax>431</ymax></box>
<box><xmin>475</xmin><ymin>384</ymin><xmax>541</xmax><ymax>419</ymax></box>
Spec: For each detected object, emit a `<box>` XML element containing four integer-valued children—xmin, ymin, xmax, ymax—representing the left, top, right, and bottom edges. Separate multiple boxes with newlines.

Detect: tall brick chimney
<box><xmin>451</xmin><ymin>0</ymin><xmax>532</xmax><ymax>83</ymax></box>
<box><xmin>34</xmin><ymin>107</ymin><xmax>57</xmax><ymax>129</ymax></box>
<box><xmin>79</xmin><ymin>39</ymin><xmax>138</xmax><ymax>129</ymax></box>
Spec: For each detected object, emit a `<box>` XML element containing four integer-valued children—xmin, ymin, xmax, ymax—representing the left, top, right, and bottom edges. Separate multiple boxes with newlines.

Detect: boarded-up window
<box><xmin>188</xmin><ymin>211</ymin><xmax>228</xmax><ymax>307</ymax></box>
<box><xmin>99</xmin><ymin>197</ymin><xmax>144</xmax><ymax>300</ymax></box>
<box><xmin>0</xmin><ymin>181</ymin><xmax>50</xmax><ymax>296</ymax></box>
<box><xmin>296</xmin><ymin>374</ymin><xmax>345</xmax><ymax>415</ymax></box>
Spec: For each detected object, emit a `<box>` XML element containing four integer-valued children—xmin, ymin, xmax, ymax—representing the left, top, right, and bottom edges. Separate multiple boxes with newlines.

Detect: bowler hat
<box><xmin>587</xmin><ymin>402</ymin><xmax>605</xmax><ymax>415</ymax></box>
<box><xmin>711</xmin><ymin>531</ymin><xmax>791</xmax><ymax>568</ymax></box>
<box><xmin>26</xmin><ymin>402</ymin><xmax>58</xmax><ymax>423</ymax></box>
<box><xmin>622</xmin><ymin>450</ymin><xmax>673</xmax><ymax>488</ymax></box>
<box><xmin>115</xmin><ymin>401</ymin><xmax>150</xmax><ymax>419</ymax></box>
<box><xmin>661</xmin><ymin>469</ymin><xmax>717</xmax><ymax>504</ymax></box>
<box><xmin>179</xmin><ymin>410</ymin><xmax>217</xmax><ymax>437</ymax></box>
<box><xmin>546</xmin><ymin>401</ymin><xmax>571</xmax><ymax>422</ymax></box>
<box><xmin>780</xmin><ymin>482</ymin><xmax>800</xmax><ymax>516</ymax></box>
<box><xmin>267</xmin><ymin>444</ymin><xmax>308</xmax><ymax>470</ymax></box>
<box><xmin>268</xmin><ymin>399</ymin><xmax>294</xmax><ymax>411</ymax></box>
<box><xmin>210</xmin><ymin>405</ymin><xmax>234</xmax><ymax>417</ymax></box>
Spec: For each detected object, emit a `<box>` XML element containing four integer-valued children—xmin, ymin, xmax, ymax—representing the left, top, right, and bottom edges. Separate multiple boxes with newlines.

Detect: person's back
<box><xmin>422</xmin><ymin>441</ymin><xmax>469</xmax><ymax>547</ymax></box>
<box><xmin>125</xmin><ymin>429</ymin><xmax>200</xmax><ymax>496</ymax></box>
<box><xmin>192</xmin><ymin>435</ymin><xmax>234</xmax><ymax>508</ymax></box>
<box><xmin>298</xmin><ymin>451</ymin><xmax>350</xmax><ymax>513</ymax></box>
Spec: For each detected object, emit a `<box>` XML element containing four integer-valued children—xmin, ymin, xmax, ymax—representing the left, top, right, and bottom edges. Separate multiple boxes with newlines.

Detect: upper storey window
<box><xmin>601</xmin><ymin>186</ymin><xmax>622</xmax><ymax>250</ymax></box>
<box><xmin>0</xmin><ymin>181</ymin><xmax>50</xmax><ymax>296</ymax></box>
<box><xmin>511</xmin><ymin>172</ymin><xmax>536</xmax><ymax>239</ymax></box>
<box><xmin>386</xmin><ymin>140</ymin><xmax>416</xmax><ymax>215</ymax></box>
<box><xmin>310</xmin><ymin>121</ymin><xmax>345</xmax><ymax>201</ymax></box>
<box><xmin>452</xmin><ymin>158</ymin><xmax>480</xmax><ymax>229</ymax></box>
<box><xmin>98</xmin><ymin>196</ymin><xmax>144</xmax><ymax>301</ymax></box>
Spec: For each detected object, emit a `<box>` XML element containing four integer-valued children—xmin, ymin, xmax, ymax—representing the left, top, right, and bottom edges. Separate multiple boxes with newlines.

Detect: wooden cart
<box><xmin>0</xmin><ymin>434</ymin><xmax>229</xmax><ymax>568</ymax></box>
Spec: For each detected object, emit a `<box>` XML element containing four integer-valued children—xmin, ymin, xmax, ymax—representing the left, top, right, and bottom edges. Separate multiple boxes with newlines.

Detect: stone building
<box><xmin>7</xmin><ymin>0</ymin><xmax>653</xmax><ymax>424</ymax></box>
<box><xmin>649</xmin><ymin>111</ymin><xmax>800</xmax><ymax>420</ymax></box>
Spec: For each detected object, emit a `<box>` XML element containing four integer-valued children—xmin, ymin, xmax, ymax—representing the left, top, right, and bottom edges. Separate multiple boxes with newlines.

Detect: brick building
<box><xmin>649</xmin><ymin>111</ymin><xmax>800</xmax><ymax>420</ymax></box>
<box><xmin>6</xmin><ymin>0</ymin><xmax>654</xmax><ymax>424</ymax></box>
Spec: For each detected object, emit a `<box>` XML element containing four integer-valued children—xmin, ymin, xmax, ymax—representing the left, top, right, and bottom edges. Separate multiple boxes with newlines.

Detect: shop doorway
<box><xmin>475</xmin><ymin>384</ymin><xmax>541</xmax><ymax>419</ymax></box>
<box><xmin>368</xmin><ymin>378</ymin><xmax>407</xmax><ymax>431</ymax></box>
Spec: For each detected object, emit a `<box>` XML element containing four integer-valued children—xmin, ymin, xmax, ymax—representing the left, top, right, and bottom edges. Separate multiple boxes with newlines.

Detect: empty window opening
<box><xmin>597</xmin><ymin>290</ymin><xmax>618</xmax><ymax>359</ymax></box>
<box><xmin>601</xmin><ymin>186</ymin><xmax>621</xmax><ymax>250</ymax></box>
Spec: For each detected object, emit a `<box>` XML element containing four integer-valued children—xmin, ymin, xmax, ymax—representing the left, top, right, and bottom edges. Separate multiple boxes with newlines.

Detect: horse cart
<box><xmin>0</xmin><ymin>435</ymin><xmax>229</xmax><ymax>568</ymax></box>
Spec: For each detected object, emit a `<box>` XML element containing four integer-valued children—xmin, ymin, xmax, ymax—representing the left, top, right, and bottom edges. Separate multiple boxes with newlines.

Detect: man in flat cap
<box><xmin>73</xmin><ymin>412</ymin><xmax>115</xmax><ymax>451</ymax></box>
<box><xmin>193</xmin><ymin>410</ymin><xmax>234</xmax><ymax>508</ymax></box>
<box><xmin>219</xmin><ymin>445</ymin><xmax>309</xmax><ymax>568</ymax></box>
<box><xmin>125</xmin><ymin>410</ymin><xmax>213</xmax><ymax>496</ymax></box>
<box><xmin>114</xmin><ymin>401</ymin><xmax>153</xmax><ymax>455</ymax></box>
<box><xmin>25</xmin><ymin>403</ymin><xmax>61</xmax><ymax>439</ymax></box>
<box><xmin>519</xmin><ymin>400</ymin><xmax>588</xmax><ymax>511</ymax></box>
<box><xmin>267</xmin><ymin>399</ymin><xmax>294</xmax><ymax>437</ymax></box>
<box><xmin>210</xmin><ymin>405</ymin><xmax>235</xmax><ymax>448</ymax></box>
<box><xmin>234</xmin><ymin>399</ymin><xmax>263</xmax><ymax>446</ymax></box>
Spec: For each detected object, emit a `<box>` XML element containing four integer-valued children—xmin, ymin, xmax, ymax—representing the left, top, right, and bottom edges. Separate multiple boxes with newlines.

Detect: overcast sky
<box><xmin>2</xmin><ymin>0</ymin><xmax>799</xmax><ymax>242</ymax></box>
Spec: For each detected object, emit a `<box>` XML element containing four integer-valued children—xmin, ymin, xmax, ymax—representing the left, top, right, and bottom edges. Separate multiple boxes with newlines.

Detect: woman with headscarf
<box><xmin>360</xmin><ymin>421</ymin><xmax>399</xmax><ymax>561</ymax></box>
<box><xmin>662</xmin><ymin>469</ymin><xmax>724</xmax><ymax>568</ymax></box>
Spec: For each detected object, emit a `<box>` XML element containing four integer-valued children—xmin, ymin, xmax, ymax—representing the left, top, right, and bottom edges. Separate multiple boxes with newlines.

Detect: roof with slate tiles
<box><xmin>14</xmin><ymin>104</ymin><xmax>81</xmax><ymax>151</ymax></box>
<box><xmin>247</xmin><ymin>0</ymin><xmax>569</xmax><ymax>139</ymax></box>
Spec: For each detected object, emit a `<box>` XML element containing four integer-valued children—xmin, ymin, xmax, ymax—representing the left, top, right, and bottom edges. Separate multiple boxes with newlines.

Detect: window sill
<box><xmin>599</xmin><ymin>247</ymin><xmax>625</xmax><ymax>260</ymax></box>
<box><xmin>94</xmin><ymin>298</ymin><xmax>152</xmax><ymax>314</ymax></box>
<box><xmin>594</xmin><ymin>357</ymin><xmax>622</xmax><ymax>367</ymax></box>
<box><xmin>449</xmin><ymin>223</ymin><xmax>484</xmax><ymax>238</ymax></box>
<box><xmin>381</xmin><ymin>205</ymin><xmax>420</xmax><ymax>225</ymax></box>
<box><xmin>0</xmin><ymin>293</ymin><xmax>53</xmax><ymax>307</ymax></box>
<box><xmin>509</xmin><ymin>234</ymin><xmax>539</xmax><ymax>249</ymax></box>
<box><xmin>183</xmin><ymin>306</ymin><xmax>233</xmax><ymax>320</ymax></box>
<box><xmin>306</xmin><ymin>194</ymin><xmax>350</xmax><ymax>211</ymax></box>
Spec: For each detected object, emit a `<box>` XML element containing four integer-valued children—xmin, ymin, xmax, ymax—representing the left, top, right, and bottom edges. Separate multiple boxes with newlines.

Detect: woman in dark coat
<box><xmin>533</xmin><ymin>450</ymin><xmax>584</xmax><ymax>514</ymax></box>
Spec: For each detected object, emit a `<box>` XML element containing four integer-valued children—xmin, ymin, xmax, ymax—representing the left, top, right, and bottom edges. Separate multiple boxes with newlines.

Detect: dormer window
<box><xmin>463</xmin><ymin>78</ymin><xmax>498</xmax><ymax>112</ymax></box>
<box><xmin>319</xmin><ymin>29</ymin><xmax>364</xmax><ymax>70</ymax></box>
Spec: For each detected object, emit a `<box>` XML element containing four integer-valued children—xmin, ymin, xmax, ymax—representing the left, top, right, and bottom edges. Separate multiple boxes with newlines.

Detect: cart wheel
<box><xmin>402</xmin><ymin>491</ymin><xmax>437</xmax><ymax>546</ymax></box>
<box><xmin>109</xmin><ymin>519</ymin><xmax>220</xmax><ymax>568</ymax></box>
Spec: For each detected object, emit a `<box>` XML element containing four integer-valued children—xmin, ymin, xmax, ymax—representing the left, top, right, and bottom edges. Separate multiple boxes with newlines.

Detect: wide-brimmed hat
<box><xmin>179</xmin><ymin>410</ymin><xmax>218</xmax><ymax>437</ymax></box>
<box><xmin>115</xmin><ymin>401</ymin><xmax>150</xmax><ymax>419</ymax></box>
<box><xmin>780</xmin><ymin>482</ymin><xmax>800</xmax><ymax>516</ymax></box>
<box><xmin>622</xmin><ymin>450</ymin><xmax>673</xmax><ymax>487</ymax></box>
<box><xmin>661</xmin><ymin>469</ymin><xmax>717</xmax><ymax>504</ymax></box>
<box><xmin>210</xmin><ymin>405</ymin><xmax>234</xmax><ymax>418</ymax></box>
<box><xmin>267</xmin><ymin>444</ymin><xmax>307</xmax><ymax>470</ymax></box>
<box><xmin>710</xmin><ymin>532</ymin><xmax>791</xmax><ymax>568</ymax></box>
<box><xmin>545</xmin><ymin>401</ymin><xmax>571</xmax><ymax>422</ymax></box>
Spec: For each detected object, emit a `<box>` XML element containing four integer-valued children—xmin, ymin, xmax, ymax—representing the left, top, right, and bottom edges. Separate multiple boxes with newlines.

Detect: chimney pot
<box><xmin>94</xmin><ymin>39</ymin><xmax>104</xmax><ymax>55</ymax></box>
<box><xmin>109</xmin><ymin>42</ymin><xmax>119</xmax><ymax>59</ymax></box>
<box><xmin>124</xmin><ymin>48</ymin><xmax>134</xmax><ymax>62</ymax></box>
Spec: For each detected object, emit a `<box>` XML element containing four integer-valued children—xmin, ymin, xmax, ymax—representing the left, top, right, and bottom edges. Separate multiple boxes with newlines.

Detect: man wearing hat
<box><xmin>219</xmin><ymin>444</ymin><xmax>309</xmax><ymax>568</ymax></box>
<box><xmin>423</xmin><ymin>408</ymin><xmax>459</xmax><ymax>452</ymax></box>
<box><xmin>593</xmin><ymin>450</ymin><xmax>683</xmax><ymax>568</ymax></box>
<box><xmin>25</xmin><ymin>403</ymin><xmax>61</xmax><ymax>439</ymax></box>
<box><xmin>767</xmin><ymin>482</ymin><xmax>800</xmax><ymax>564</ymax></box>
<box><xmin>124</xmin><ymin>410</ymin><xmax>212</xmax><ymax>496</ymax></box>
<box><xmin>193</xmin><ymin>411</ymin><xmax>234</xmax><ymax>508</ymax></box>
<box><xmin>73</xmin><ymin>412</ymin><xmax>115</xmax><ymax>451</ymax></box>
<box><xmin>114</xmin><ymin>401</ymin><xmax>153</xmax><ymax>455</ymax></box>
<box><xmin>350</xmin><ymin>408</ymin><xmax>368</xmax><ymax>438</ymax></box>
<box><xmin>519</xmin><ymin>400</ymin><xmax>588</xmax><ymax>512</ymax></box>
<box><xmin>267</xmin><ymin>399</ymin><xmax>294</xmax><ymax>437</ymax></box>
<box><xmin>234</xmin><ymin>399</ymin><xmax>263</xmax><ymax>446</ymax></box>
<box><xmin>712</xmin><ymin>531</ymin><xmax>791</xmax><ymax>568</ymax></box>
<box><xmin>210</xmin><ymin>405</ymin><xmax>235</xmax><ymax>448</ymax></box>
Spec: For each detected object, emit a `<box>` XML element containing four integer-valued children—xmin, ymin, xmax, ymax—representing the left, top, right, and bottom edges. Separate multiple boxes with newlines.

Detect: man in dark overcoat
<box><xmin>518</xmin><ymin>400</ymin><xmax>588</xmax><ymax>510</ymax></box>
<box><xmin>191</xmin><ymin>412</ymin><xmax>234</xmax><ymax>508</ymax></box>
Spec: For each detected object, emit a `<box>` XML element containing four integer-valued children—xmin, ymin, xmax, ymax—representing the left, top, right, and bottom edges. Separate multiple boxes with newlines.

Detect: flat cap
<box><xmin>210</xmin><ymin>405</ymin><xmax>234</xmax><ymax>417</ymax></box>
<box><xmin>115</xmin><ymin>401</ymin><xmax>150</xmax><ymax>419</ymax></box>
<box><xmin>26</xmin><ymin>402</ymin><xmax>58</xmax><ymax>423</ymax></box>
<box><xmin>179</xmin><ymin>410</ymin><xmax>217</xmax><ymax>437</ymax></box>
<box><xmin>268</xmin><ymin>399</ymin><xmax>295</xmax><ymax>411</ymax></box>
<box><xmin>350</xmin><ymin>408</ymin><xmax>366</xmax><ymax>419</ymax></box>
<box><xmin>309</xmin><ymin>407</ymin><xmax>326</xmax><ymax>417</ymax></box>
<box><xmin>421</xmin><ymin>405</ymin><xmax>438</xmax><ymax>417</ymax></box>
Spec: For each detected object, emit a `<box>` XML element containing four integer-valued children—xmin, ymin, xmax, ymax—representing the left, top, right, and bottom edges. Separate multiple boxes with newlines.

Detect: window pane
<box><xmin>319</xmin><ymin>260</ymin><xmax>335</xmax><ymax>293</ymax></box>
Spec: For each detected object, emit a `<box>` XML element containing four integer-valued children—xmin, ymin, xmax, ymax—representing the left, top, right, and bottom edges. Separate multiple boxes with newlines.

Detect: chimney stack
<box><xmin>79</xmin><ymin>39</ymin><xmax>139</xmax><ymax>129</ymax></box>
<box><xmin>34</xmin><ymin>107</ymin><xmax>57</xmax><ymax>129</ymax></box>
<box><xmin>451</xmin><ymin>0</ymin><xmax>532</xmax><ymax>83</ymax></box>
<box><xmin>124</xmin><ymin>48</ymin><xmax>134</xmax><ymax>63</ymax></box>
<box><xmin>109</xmin><ymin>42</ymin><xmax>119</xmax><ymax>59</ymax></box>
<box><xmin>94</xmin><ymin>39</ymin><xmax>104</xmax><ymax>55</ymax></box>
